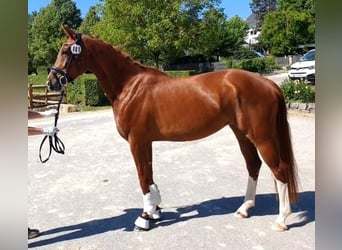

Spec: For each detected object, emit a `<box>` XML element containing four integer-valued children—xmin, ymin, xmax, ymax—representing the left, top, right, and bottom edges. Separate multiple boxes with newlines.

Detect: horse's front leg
<box><xmin>129</xmin><ymin>139</ymin><xmax>162</xmax><ymax>231</ymax></box>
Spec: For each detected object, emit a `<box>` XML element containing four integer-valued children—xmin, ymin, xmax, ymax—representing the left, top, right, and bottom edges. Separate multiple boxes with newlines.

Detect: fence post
<box><xmin>28</xmin><ymin>84</ymin><xmax>33</xmax><ymax>108</ymax></box>
<box><xmin>44</xmin><ymin>85</ymin><xmax>48</xmax><ymax>105</ymax></box>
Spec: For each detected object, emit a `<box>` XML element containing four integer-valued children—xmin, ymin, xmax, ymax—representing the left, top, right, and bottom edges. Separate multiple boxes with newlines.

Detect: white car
<box><xmin>288</xmin><ymin>49</ymin><xmax>315</xmax><ymax>84</ymax></box>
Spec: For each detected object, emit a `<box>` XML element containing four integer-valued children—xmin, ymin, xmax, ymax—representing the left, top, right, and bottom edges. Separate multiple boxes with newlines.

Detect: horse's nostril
<box><xmin>47</xmin><ymin>81</ymin><xmax>56</xmax><ymax>91</ymax></box>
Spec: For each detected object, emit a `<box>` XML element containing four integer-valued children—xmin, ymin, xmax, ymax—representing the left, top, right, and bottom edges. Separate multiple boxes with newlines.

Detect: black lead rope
<box><xmin>39</xmin><ymin>90</ymin><xmax>66</xmax><ymax>163</ymax></box>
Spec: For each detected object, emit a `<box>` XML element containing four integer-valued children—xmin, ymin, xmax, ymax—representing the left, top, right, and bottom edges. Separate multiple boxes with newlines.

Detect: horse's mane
<box><xmin>85</xmin><ymin>34</ymin><xmax>166</xmax><ymax>75</ymax></box>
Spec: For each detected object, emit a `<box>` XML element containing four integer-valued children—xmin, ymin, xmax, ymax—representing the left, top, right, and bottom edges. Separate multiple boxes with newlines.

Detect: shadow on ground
<box><xmin>156</xmin><ymin>191</ymin><xmax>314</xmax><ymax>230</ymax></box>
<box><xmin>28</xmin><ymin>191</ymin><xmax>314</xmax><ymax>248</ymax></box>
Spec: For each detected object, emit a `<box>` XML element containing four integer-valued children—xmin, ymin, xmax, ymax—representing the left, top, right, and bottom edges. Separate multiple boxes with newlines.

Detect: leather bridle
<box><xmin>50</xmin><ymin>33</ymin><xmax>83</xmax><ymax>87</ymax></box>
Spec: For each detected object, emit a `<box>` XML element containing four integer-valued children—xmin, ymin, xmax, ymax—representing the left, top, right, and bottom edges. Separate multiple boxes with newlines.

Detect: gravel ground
<box><xmin>28</xmin><ymin>107</ymin><xmax>314</xmax><ymax>250</ymax></box>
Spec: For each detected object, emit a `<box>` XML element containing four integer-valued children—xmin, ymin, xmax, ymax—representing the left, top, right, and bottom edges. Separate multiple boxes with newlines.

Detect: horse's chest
<box><xmin>113</xmin><ymin>107</ymin><xmax>131</xmax><ymax>140</ymax></box>
<box><xmin>113</xmin><ymin>101</ymin><xmax>146</xmax><ymax>140</ymax></box>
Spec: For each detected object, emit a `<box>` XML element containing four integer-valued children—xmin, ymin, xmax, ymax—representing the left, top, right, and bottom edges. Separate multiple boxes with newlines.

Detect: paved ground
<box><xmin>266</xmin><ymin>72</ymin><xmax>288</xmax><ymax>85</ymax></box>
<box><xmin>28</xmin><ymin>107</ymin><xmax>314</xmax><ymax>250</ymax></box>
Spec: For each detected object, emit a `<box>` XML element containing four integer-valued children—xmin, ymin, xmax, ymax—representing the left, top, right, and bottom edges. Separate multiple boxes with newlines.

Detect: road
<box><xmin>266</xmin><ymin>72</ymin><xmax>288</xmax><ymax>85</ymax></box>
<box><xmin>28</xmin><ymin>106</ymin><xmax>314</xmax><ymax>249</ymax></box>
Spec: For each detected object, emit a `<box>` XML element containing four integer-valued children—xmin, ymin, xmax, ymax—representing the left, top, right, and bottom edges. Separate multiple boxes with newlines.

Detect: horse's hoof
<box><xmin>234</xmin><ymin>211</ymin><xmax>248</xmax><ymax>219</ymax></box>
<box><xmin>134</xmin><ymin>216</ymin><xmax>150</xmax><ymax>231</ymax></box>
<box><xmin>271</xmin><ymin>222</ymin><xmax>288</xmax><ymax>232</ymax></box>
<box><xmin>134</xmin><ymin>225</ymin><xmax>149</xmax><ymax>232</ymax></box>
<box><xmin>151</xmin><ymin>206</ymin><xmax>162</xmax><ymax>221</ymax></box>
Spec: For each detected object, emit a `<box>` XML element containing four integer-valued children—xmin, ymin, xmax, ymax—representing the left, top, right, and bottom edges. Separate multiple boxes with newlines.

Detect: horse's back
<box><xmin>186</xmin><ymin>69</ymin><xmax>282</xmax><ymax>115</ymax></box>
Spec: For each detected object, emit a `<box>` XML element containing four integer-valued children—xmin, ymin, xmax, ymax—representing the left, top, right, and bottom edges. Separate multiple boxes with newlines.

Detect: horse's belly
<box><xmin>155</xmin><ymin>111</ymin><xmax>229</xmax><ymax>141</ymax></box>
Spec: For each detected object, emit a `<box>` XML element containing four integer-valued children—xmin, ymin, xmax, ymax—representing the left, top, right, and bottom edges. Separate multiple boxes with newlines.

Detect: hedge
<box><xmin>28</xmin><ymin>74</ymin><xmax>48</xmax><ymax>85</ymax></box>
<box><xmin>164</xmin><ymin>70</ymin><xmax>197</xmax><ymax>77</ymax></box>
<box><xmin>236</xmin><ymin>57</ymin><xmax>278</xmax><ymax>74</ymax></box>
<box><xmin>67</xmin><ymin>74</ymin><xmax>110</xmax><ymax>106</ymax></box>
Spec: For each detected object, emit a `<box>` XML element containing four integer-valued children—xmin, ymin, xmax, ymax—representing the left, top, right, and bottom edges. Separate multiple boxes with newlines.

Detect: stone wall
<box><xmin>287</xmin><ymin>102</ymin><xmax>315</xmax><ymax>113</ymax></box>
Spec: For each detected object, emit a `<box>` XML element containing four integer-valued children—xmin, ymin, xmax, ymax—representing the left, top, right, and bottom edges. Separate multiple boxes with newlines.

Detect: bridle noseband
<box><xmin>50</xmin><ymin>33</ymin><xmax>83</xmax><ymax>86</ymax></box>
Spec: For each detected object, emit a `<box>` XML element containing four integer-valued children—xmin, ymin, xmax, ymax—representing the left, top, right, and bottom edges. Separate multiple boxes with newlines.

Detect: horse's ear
<box><xmin>61</xmin><ymin>24</ymin><xmax>77</xmax><ymax>40</ymax></box>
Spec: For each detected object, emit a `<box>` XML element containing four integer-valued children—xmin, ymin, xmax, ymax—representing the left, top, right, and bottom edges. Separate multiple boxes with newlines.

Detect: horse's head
<box><xmin>47</xmin><ymin>25</ymin><xmax>86</xmax><ymax>91</ymax></box>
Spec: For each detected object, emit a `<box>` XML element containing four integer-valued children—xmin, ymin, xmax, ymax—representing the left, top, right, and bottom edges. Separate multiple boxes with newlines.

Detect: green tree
<box><xmin>93</xmin><ymin>0</ymin><xmax>178</xmax><ymax>68</ymax></box>
<box><xmin>260</xmin><ymin>10</ymin><xmax>315</xmax><ymax>55</ymax></box>
<box><xmin>79</xmin><ymin>6</ymin><xmax>100</xmax><ymax>34</ymax></box>
<box><xmin>223</xmin><ymin>16</ymin><xmax>249</xmax><ymax>57</ymax></box>
<box><xmin>194</xmin><ymin>7</ymin><xmax>248</xmax><ymax>60</ymax></box>
<box><xmin>278</xmin><ymin>0</ymin><xmax>315</xmax><ymax>17</ymax></box>
<box><xmin>93</xmin><ymin>0</ymin><xmax>223</xmax><ymax>68</ymax></box>
<box><xmin>28</xmin><ymin>12</ymin><xmax>38</xmax><ymax>74</ymax></box>
<box><xmin>249</xmin><ymin>0</ymin><xmax>277</xmax><ymax>27</ymax></box>
<box><xmin>28</xmin><ymin>0</ymin><xmax>82</xmax><ymax>69</ymax></box>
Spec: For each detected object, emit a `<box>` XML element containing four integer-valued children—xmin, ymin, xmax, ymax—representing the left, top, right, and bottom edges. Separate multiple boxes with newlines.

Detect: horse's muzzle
<box><xmin>47</xmin><ymin>67</ymin><xmax>70</xmax><ymax>91</ymax></box>
<box><xmin>46</xmin><ymin>74</ymin><xmax>62</xmax><ymax>91</ymax></box>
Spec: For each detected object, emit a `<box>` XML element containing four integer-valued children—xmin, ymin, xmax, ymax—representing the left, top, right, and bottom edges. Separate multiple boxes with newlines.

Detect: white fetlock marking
<box><xmin>235</xmin><ymin>176</ymin><xmax>257</xmax><ymax>218</ymax></box>
<box><xmin>134</xmin><ymin>216</ymin><xmax>150</xmax><ymax>230</ymax></box>
<box><xmin>273</xmin><ymin>179</ymin><xmax>291</xmax><ymax>231</ymax></box>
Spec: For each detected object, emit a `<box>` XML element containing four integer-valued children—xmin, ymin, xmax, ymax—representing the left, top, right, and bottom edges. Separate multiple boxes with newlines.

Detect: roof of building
<box><xmin>246</xmin><ymin>13</ymin><xmax>257</xmax><ymax>28</ymax></box>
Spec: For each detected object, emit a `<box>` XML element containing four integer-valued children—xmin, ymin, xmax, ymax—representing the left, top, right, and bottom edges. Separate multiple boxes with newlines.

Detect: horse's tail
<box><xmin>276</xmin><ymin>93</ymin><xmax>299</xmax><ymax>203</ymax></box>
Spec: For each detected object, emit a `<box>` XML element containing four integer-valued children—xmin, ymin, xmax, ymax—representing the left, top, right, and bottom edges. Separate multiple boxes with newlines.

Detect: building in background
<box><xmin>244</xmin><ymin>14</ymin><xmax>261</xmax><ymax>48</ymax></box>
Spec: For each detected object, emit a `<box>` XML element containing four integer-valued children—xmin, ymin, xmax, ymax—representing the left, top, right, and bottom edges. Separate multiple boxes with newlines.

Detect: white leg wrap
<box><xmin>272</xmin><ymin>179</ymin><xmax>291</xmax><ymax>231</ymax></box>
<box><xmin>149</xmin><ymin>184</ymin><xmax>161</xmax><ymax>206</ymax></box>
<box><xmin>142</xmin><ymin>184</ymin><xmax>162</xmax><ymax>220</ymax></box>
<box><xmin>143</xmin><ymin>193</ymin><xmax>155</xmax><ymax>215</ymax></box>
<box><xmin>135</xmin><ymin>184</ymin><xmax>162</xmax><ymax>230</ymax></box>
<box><xmin>235</xmin><ymin>176</ymin><xmax>257</xmax><ymax>218</ymax></box>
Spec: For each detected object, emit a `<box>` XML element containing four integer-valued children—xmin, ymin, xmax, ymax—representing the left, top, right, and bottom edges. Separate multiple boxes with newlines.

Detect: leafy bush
<box><xmin>164</xmin><ymin>70</ymin><xmax>197</xmax><ymax>77</ymax></box>
<box><xmin>67</xmin><ymin>74</ymin><xmax>110</xmax><ymax>106</ymax></box>
<box><xmin>238</xmin><ymin>57</ymin><xmax>277</xmax><ymax>74</ymax></box>
<box><xmin>28</xmin><ymin>74</ymin><xmax>48</xmax><ymax>85</ymax></box>
<box><xmin>280</xmin><ymin>79</ymin><xmax>315</xmax><ymax>103</ymax></box>
<box><xmin>225</xmin><ymin>57</ymin><xmax>236</xmax><ymax>68</ymax></box>
<box><xmin>28</xmin><ymin>73</ymin><xmax>110</xmax><ymax>106</ymax></box>
<box><xmin>233</xmin><ymin>48</ymin><xmax>260</xmax><ymax>59</ymax></box>
<box><xmin>66</xmin><ymin>77</ymin><xmax>85</xmax><ymax>105</ymax></box>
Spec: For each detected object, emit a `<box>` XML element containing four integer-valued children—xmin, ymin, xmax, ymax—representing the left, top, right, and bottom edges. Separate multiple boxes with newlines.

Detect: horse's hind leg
<box><xmin>256</xmin><ymin>140</ymin><xmax>292</xmax><ymax>231</ymax></box>
<box><xmin>230</xmin><ymin>126</ymin><xmax>262</xmax><ymax>218</ymax></box>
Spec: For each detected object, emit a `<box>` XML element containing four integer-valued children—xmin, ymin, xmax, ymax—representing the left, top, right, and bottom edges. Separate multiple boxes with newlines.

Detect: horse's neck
<box><xmin>87</xmin><ymin>40</ymin><xmax>143</xmax><ymax>102</ymax></box>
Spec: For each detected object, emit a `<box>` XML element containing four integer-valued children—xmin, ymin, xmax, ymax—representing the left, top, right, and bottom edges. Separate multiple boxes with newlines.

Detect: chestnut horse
<box><xmin>47</xmin><ymin>25</ymin><xmax>298</xmax><ymax>231</ymax></box>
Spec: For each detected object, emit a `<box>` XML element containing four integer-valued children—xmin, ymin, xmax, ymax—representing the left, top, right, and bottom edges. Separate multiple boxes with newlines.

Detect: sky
<box><xmin>28</xmin><ymin>0</ymin><xmax>252</xmax><ymax>20</ymax></box>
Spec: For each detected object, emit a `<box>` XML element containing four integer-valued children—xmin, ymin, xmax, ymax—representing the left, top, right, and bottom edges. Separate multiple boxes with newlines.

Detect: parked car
<box><xmin>252</xmin><ymin>50</ymin><xmax>265</xmax><ymax>58</ymax></box>
<box><xmin>288</xmin><ymin>49</ymin><xmax>315</xmax><ymax>84</ymax></box>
